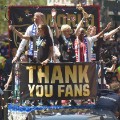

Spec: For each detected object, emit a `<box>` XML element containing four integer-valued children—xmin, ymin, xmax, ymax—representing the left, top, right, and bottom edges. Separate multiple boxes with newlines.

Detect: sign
<box><xmin>8</xmin><ymin>5</ymin><xmax>100</xmax><ymax>48</ymax></box>
<box><xmin>13</xmin><ymin>62</ymin><xmax>97</xmax><ymax>100</ymax></box>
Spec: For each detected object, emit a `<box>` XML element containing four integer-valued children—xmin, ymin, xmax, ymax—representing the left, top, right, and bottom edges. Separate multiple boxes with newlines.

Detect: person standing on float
<box><xmin>12</xmin><ymin>12</ymin><xmax>54</xmax><ymax>63</ymax></box>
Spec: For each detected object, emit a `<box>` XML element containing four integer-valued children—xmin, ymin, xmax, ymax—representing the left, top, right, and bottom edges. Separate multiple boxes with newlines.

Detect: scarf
<box><xmin>28</xmin><ymin>24</ymin><xmax>37</xmax><ymax>56</ymax></box>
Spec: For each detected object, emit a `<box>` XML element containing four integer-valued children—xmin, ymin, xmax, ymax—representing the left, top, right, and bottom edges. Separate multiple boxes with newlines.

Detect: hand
<box><xmin>9</xmin><ymin>25</ymin><xmax>15</xmax><ymax>31</ymax></box>
<box><xmin>12</xmin><ymin>56</ymin><xmax>18</xmax><ymax>63</ymax></box>
<box><xmin>51</xmin><ymin>8</ymin><xmax>57</xmax><ymax>19</ymax></box>
<box><xmin>41</xmin><ymin>59</ymin><xmax>49</xmax><ymax>66</ymax></box>
<box><xmin>106</xmin><ymin>84</ymin><xmax>110</xmax><ymax>89</ymax></box>
<box><xmin>4</xmin><ymin>83</ymin><xmax>9</xmax><ymax>90</ymax></box>
<box><xmin>105</xmin><ymin>22</ymin><xmax>111</xmax><ymax>30</ymax></box>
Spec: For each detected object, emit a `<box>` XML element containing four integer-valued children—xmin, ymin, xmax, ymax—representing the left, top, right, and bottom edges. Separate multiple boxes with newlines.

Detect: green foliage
<box><xmin>0</xmin><ymin>0</ymin><xmax>47</xmax><ymax>34</ymax></box>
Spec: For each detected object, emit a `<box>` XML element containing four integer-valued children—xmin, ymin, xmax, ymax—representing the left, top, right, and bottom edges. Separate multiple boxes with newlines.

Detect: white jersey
<box><xmin>84</xmin><ymin>36</ymin><xmax>98</xmax><ymax>62</ymax></box>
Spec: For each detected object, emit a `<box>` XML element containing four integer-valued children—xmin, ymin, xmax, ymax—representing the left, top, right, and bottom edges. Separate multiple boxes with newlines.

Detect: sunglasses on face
<box><xmin>38</xmin><ymin>27</ymin><xmax>42</xmax><ymax>29</ymax></box>
<box><xmin>38</xmin><ymin>27</ymin><xmax>42</xmax><ymax>31</ymax></box>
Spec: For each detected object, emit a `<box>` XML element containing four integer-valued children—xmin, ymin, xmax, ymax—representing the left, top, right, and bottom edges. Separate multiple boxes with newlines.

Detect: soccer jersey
<box><xmin>58</xmin><ymin>34</ymin><xmax>76</xmax><ymax>62</ymax></box>
<box><xmin>30</xmin><ymin>36</ymin><xmax>53</xmax><ymax>62</ymax></box>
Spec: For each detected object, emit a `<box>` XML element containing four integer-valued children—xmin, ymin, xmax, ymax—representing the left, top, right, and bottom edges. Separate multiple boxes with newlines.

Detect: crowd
<box><xmin>0</xmin><ymin>7</ymin><xmax>120</xmax><ymax>120</ymax></box>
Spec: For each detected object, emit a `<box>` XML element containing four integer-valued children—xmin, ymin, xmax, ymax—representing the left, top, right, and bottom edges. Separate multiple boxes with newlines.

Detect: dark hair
<box><xmin>110</xmin><ymin>82</ymin><xmax>120</xmax><ymax>93</ymax></box>
<box><xmin>38</xmin><ymin>24</ymin><xmax>50</xmax><ymax>37</ymax></box>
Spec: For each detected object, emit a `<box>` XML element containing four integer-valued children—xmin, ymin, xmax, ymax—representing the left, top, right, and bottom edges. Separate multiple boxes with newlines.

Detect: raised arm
<box><xmin>9</xmin><ymin>25</ymin><xmax>30</xmax><ymax>63</ymax></box>
<box><xmin>51</xmin><ymin>9</ymin><xmax>60</xmax><ymax>38</ymax></box>
<box><xmin>4</xmin><ymin>71</ymin><xmax>12</xmax><ymax>90</ymax></box>
<box><xmin>74</xmin><ymin>18</ymin><xmax>84</xmax><ymax>36</ymax></box>
<box><xmin>106</xmin><ymin>56</ymin><xmax>117</xmax><ymax>72</ymax></box>
<box><xmin>104</xmin><ymin>25</ymin><xmax>120</xmax><ymax>40</ymax></box>
<box><xmin>9</xmin><ymin>25</ymin><xmax>30</xmax><ymax>40</ymax></box>
<box><xmin>95</xmin><ymin>22</ymin><xmax>111</xmax><ymax>39</ymax></box>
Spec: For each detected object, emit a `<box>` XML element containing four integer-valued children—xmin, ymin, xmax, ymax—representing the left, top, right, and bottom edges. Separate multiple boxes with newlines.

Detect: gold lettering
<box><xmin>36</xmin><ymin>85</ymin><xmax>44</xmax><ymax>97</ymax></box>
<box><xmin>78</xmin><ymin>65</ymin><xmax>89</xmax><ymax>83</ymax></box>
<box><xmin>58</xmin><ymin>85</ymin><xmax>65</xmax><ymax>97</ymax></box>
<box><xmin>67</xmin><ymin>14</ymin><xmax>76</xmax><ymax>27</ymax></box>
<box><xmin>65</xmin><ymin>65</ymin><xmax>77</xmax><ymax>83</ymax></box>
<box><xmin>83</xmin><ymin>84</ymin><xmax>90</xmax><ymax>96</ymax></box>
<box><xmin>65</xmin><ymin>85</ymin><xmax>73</xmax><ymax>97</ymax></box>
<box><xmin>91</xmin><ymin>15</ymin><xmax>94</xmax><ymax>26</ymax></box>
<box><xmin>77</xmin><ymin>14</ymin><xmax>82</xmax><ymax>25</ymax></box>
<box><xmin>57</xmin><ymin>14</ymin><xmax>67</xmax><ymax>27</ymax></box>
<box><xmin>38</xmin><ymin>66</ymin><xmax>49</xmax><ymax>83</ymax></box>
<box><xmin>46</xmin><ymin>14</ymin><xmax>52</xmax><ymax>26</ymax></box>
<box><xmin>74</xmin><ymin>84</ymin><xmax>83</xmax><ymax>97</ymax></box>
<box><xmin>26</xmin><ymin>66</ymin><xmax>36</xmax><ymax>83</ymax></box>
<box><xmin>51</xmin><ymin>65</ymin><xmax>63</xmax><ymax>83</ymax></box>
<box><xmin>45</xmin><ymin>85</ymin><xmax>53</xmax><ymax>97</ymax></box>
<box><xmin>28</xmin><ymin>84</ymin><xmax>35</xmax><ymax>97</ymax></box>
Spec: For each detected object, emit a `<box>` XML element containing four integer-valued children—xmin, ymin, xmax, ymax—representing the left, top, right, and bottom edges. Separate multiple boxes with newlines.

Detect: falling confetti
<box><xmin>36</xmin><ymin>6</ymin><xmax>39</xmax><ymax>10</ymax></box>
<box><xmin>63</xmin><ymin>16</ymin><xmax>67</xmax><ymax>19</ymax></box>
<box><xmin>62</xmin><ymin>9</ymin><xmax>65</xmax><ymax>11</ymax></box>
<box><xmin>74</xmin><ymin>12</ymin><xmax>77</xmax><ymax>14</ymax></box>
<box><xmin>71</xmin><ymin>16</ymin><xmax>76</xmax><ymax>21</ymax></box>
<box><xmin>25</xmin><ymin>14</ymin><xmax>32</xmax><ymax>17</ymax></box>
<box><xmin>75</xmin><ymin>24</ymin><xmax>78</xmax><ymax>27</ymax></box>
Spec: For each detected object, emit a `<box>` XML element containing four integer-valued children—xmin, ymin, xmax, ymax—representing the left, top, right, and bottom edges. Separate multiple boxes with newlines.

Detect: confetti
<box><xmin>71</xmin><ymin>16</ymin><xmax>76</xmax><ymax>21</ymax></box>
<box><xmin>74</xmin><ymin>12</ymin><xmax>77</xmax><ymax>14</ymax></box>
<box><xmin>36</xmin><ymin>6</ymin><xmax>39</xmax><ymax>10</ymax></box>
<box><xmin>63</xmin><ymin>16</ymin><xmax>67</xmax><ymax>19</ymax></box>
<box><xmin>25</xmin><ymin>14</ymin><xmax>32</xmax><ymax>17</ymax></box>
<box><xmin>62</xmin><ymin>9</ymin><xmax>65</xmax><ymax>11</ymax></box>
<box><xmin>8</xmin><ymin>39</ymin><xmax>12</xmax><ymax>41</ymax></box>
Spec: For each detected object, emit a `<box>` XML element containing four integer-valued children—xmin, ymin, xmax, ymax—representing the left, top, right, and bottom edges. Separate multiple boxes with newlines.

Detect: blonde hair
<box><xmin>61</xmin><ymin>24</ymin><xmax>71</xmax><ymax>32</ymax></box>
<box><xmin>34</xmin><ymin>12</ymin><xmax>46</xmax><ymax>24</ymax></box>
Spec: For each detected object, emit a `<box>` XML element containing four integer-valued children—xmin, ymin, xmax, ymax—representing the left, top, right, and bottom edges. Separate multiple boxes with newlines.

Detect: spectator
<box><xmin>95</xmin><ymin>82</ymin><xmax>120</xmax><ymax>119</ymax></box>
<box><xmin>116</xmin><ymin>66</ymin><xmax>120</xmax><ymax>82</ymax></box>
<box><xmin>3</xmin><ymin>47</ymin><xmax>17</xmax><ymax>77</ymax></box>
<box><xmin>98</xmin><ymin>56</ymin><xmax>117</xmax><ymax>89</ymax></box>
<box><xmin>4</xmin><ymin>52</ymin><xmax>28</xmax><ymax>90</ymax></box>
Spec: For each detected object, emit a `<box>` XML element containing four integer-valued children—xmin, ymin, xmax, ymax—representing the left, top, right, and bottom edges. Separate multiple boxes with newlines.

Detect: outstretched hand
<box><xmin>51</xmin><ymin>8</ymin><xmax>57</xmax><ymax>19</ymax></box>
<box><xmin>41</xmin><ymin>59</ymin><xmax>49</xmax><ymax>66</ymax></box>
<box><xmin>105</xmin><ymin>22</ymin><xmax>111</xmax><ymax>30</ymax></box>
<box><xmin>9</xmin><ymin>25</ymin><xmax>15</xmax><ymax>31</ymax></box>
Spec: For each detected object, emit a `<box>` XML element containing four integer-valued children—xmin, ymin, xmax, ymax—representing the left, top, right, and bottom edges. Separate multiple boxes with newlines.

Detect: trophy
<box><xmin>76</xmin><ymin>3</ymin><xmax>92</xmax><ymax>25</ymax></box>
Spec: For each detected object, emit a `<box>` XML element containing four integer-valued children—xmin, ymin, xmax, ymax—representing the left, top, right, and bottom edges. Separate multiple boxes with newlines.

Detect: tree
<box><xmin>0</xmin><ymin>0</ymin><xmax>47</xmax><ymax>35</ymax></box>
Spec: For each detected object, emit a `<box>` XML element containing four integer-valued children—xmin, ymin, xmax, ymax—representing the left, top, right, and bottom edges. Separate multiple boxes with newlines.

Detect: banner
<box><xmin>8</xmin><ymin>5</ymin><xmax>100</xmax><ymax>48</ymax></box>
<box><xmin>13</xmin><ymin>62</ymin><xmax>97</xmax><ymax>100</ymax></box>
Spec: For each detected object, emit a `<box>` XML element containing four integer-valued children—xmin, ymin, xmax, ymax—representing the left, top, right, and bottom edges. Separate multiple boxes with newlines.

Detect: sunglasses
<box><xmin>38</xmin><ymin>27</ymin><xmax>42</xmax><ymax>29</ymax></box>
